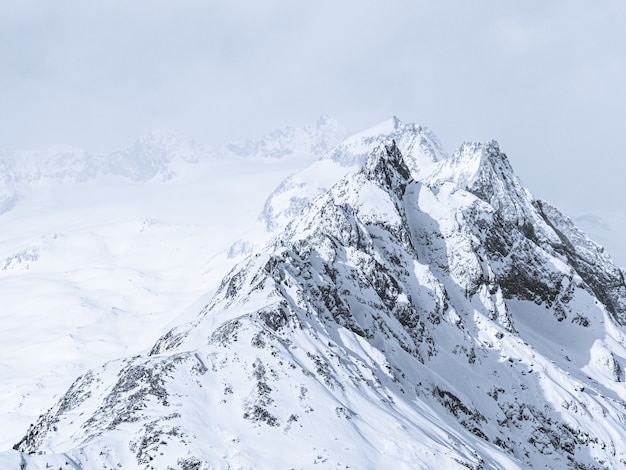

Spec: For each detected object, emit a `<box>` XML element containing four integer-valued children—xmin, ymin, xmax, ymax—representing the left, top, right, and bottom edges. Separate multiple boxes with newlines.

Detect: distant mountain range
<box><xmin>0</xmin><ymin>116</ymin><xmax>348</xmax><ymax>214</ymax></box>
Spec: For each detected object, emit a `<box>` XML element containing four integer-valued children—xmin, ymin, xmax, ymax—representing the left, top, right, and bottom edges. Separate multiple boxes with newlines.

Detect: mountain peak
<box><xmin>324</xmin><ymin>117</ymin><xmax>446</xmax><ymax>174</ymax></box>
<box><xmin>362</xmin><ymin>140</ymin><xmax>412</xmax><ymax>199</ymax></box>
<box><xmin>258</xmin><ymin>118</ymin><xmax>446</xmax><ymax>235</ymax></box>
<box><xmin>430</xmin><ymin>139</ymin><xmax>535</xmax><ymax>223</ymax></box>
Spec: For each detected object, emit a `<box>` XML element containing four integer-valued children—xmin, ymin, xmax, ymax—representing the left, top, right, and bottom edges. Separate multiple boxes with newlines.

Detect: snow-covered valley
<box><xmin>2</xmin><ymin>117</ymin><xmax>626</xmax><ymax>468</ymax></box>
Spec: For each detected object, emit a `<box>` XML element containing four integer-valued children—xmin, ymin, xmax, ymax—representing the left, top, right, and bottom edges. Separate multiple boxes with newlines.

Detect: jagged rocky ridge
<box><xmin>8</xmin><ymin>128</ymin><xmax>626</xmax><ymax>468</ymax></box>
<box><xmin>258</xmin><ymin>116</ymin><xmax>445</xmax><ymax>233</ymax></box>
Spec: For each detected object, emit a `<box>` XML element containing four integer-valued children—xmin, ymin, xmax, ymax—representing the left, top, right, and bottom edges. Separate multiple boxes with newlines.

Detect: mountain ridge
<box><xmin>0</xmin><ymin>117</ymin><xmax>349</xmax><ymax>453</ymax></box>
<box><xmin>7</xmin><ymin>130</ymin><xmax>626</xmax><ymax>468</ymax></box>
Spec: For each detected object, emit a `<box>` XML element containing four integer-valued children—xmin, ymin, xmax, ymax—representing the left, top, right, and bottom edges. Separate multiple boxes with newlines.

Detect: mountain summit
<box><xmin>6</xmin><ymin>122</ymin><xmax>626</xmax><ymax>468</ymax></box>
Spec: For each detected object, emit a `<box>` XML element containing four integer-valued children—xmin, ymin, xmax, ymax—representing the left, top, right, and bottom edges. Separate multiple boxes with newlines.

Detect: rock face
<box><xmin>8</xmin><ymin>125</ymin><xmax>626</xmax><ymax>469</ymax></box>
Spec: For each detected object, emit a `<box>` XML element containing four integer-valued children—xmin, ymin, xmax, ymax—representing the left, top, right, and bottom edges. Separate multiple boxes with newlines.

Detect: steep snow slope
<box><xmin>0</xmin><ymin>117</ymin><xmax>347</xmax><ymax>451</ymax></box>
<box><xmin>8</xmin><ymin>135</ymin><xmax>626</xmax><ymax>468</ymax></box>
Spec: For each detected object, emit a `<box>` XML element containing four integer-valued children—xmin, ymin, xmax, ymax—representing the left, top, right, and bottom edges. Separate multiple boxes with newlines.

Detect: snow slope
<box><xmin>0</xmin><ymin>117</ymin><xmax>347</xmax><ymax>451</ymax></box>
<box><xmin>6</xmin><ymin>127</ymin><xmax>626</xmax><ymax>468</ymax></box>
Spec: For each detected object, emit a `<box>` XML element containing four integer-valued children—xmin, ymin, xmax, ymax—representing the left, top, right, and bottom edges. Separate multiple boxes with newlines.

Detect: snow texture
<box><xmin>4</xmin><ymin>118</ymin><xmax>626</xmax><ymax>469</ymax></box>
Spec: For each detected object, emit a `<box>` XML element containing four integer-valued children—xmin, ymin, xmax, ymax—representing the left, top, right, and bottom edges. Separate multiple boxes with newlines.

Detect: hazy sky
<box><xmin>2</xmin><ymin>1</ymin><xmax>625</xmax><ymax>217</ymax></box>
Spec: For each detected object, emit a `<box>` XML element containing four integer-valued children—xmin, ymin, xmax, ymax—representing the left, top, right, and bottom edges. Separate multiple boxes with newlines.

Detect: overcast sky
<box><xmin>2</xmin><ymin>1</ymin><xmax>625</xmax><ymax>217</ymax></box>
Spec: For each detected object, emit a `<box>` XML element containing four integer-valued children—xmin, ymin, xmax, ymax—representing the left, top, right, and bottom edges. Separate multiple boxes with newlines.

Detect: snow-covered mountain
<box><xmin>5</xmin><ymin>121</ymin><xmax>626</xmax><ymax>468</ymax></box>
<box><xmin>224</xmin><ymin>115</ymin><xmax>349</xmax><ymax>160</ymax></box>
<box><xmin>0</xmin><ymin>115</ymin><xmax>348</xmax><ymax>208</ymax></box>
<box><xmin>258</xmin><ymin>116</ymin><xmax>446</xmax><ymax>233</ymax></box>
<box><xmin>0</xmin><ymin>117</ymin><xmax>348</xmax><ymax>453</ymax></box>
